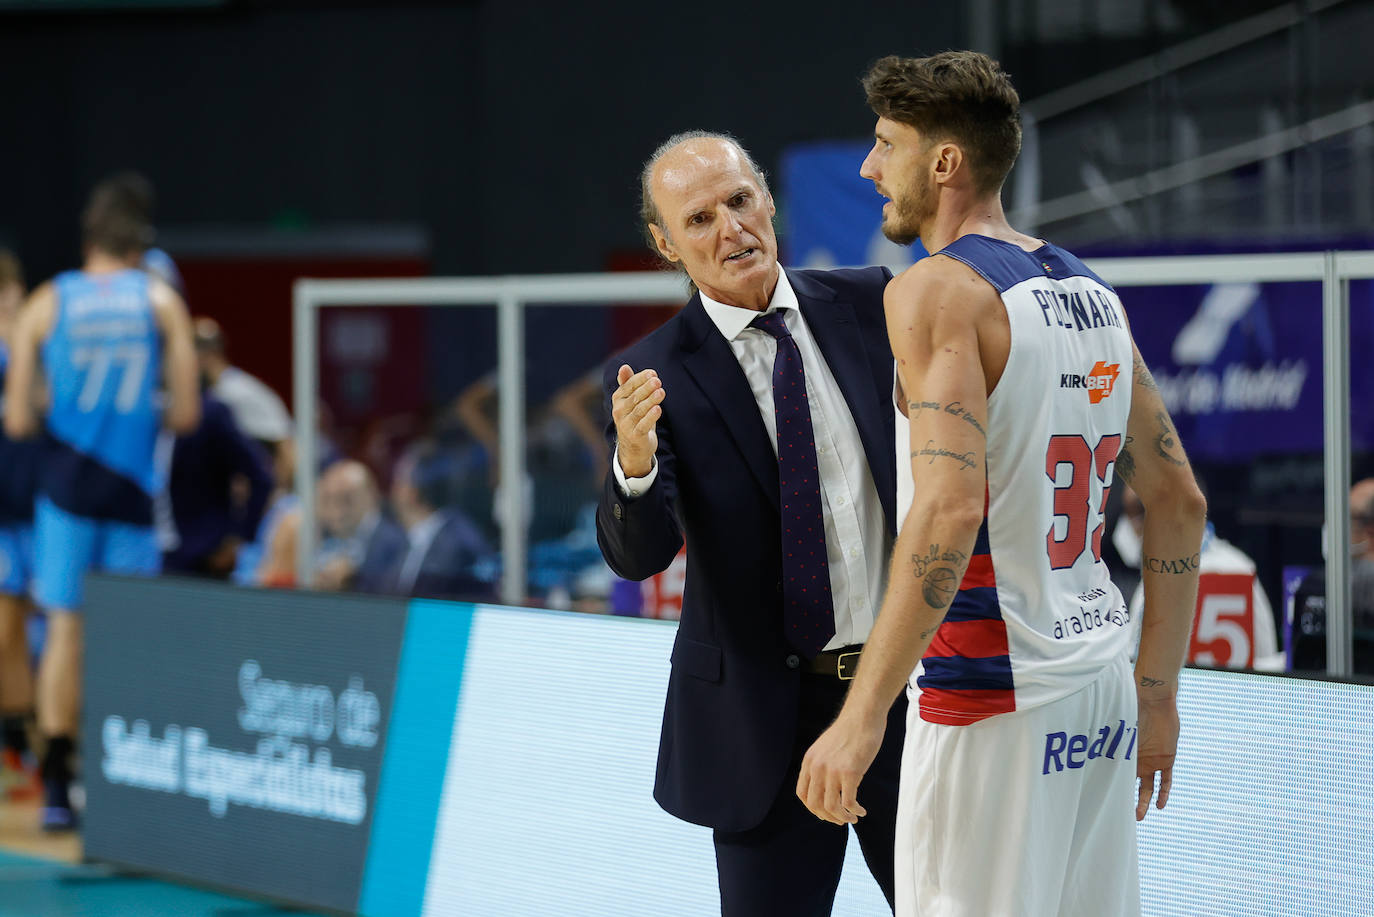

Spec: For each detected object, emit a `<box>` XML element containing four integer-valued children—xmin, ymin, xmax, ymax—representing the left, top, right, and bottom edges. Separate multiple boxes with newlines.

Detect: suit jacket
<box><xmin>163</xmin><ymin>394</ymin><xmax>274</xmax><ymax>574</ymax></box>
<box><xmin>596</xmin><ymin>266</ymin><xmax>898</xmax><ymax>832</ymax></box>
<box><xmin>352</xmin><ymin>514</ymin><xmax>410</xmax><ymax>595</ymax></box>
<box><xmin>394</xmin><ymin>509</ymin><xmax>497</xmax><ymax>601</ymax></box>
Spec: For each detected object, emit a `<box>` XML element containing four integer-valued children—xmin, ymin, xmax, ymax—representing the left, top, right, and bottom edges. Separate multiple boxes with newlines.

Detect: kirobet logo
<box><xmin>1059</xmin><ymin>361</ymin><xmax>1121</xmax><ymax>403</ymax></box>
<box><xmin>1086</xmin><ymin>361</ymin><xmax>1120</xmax><ymax>403</ymax></box>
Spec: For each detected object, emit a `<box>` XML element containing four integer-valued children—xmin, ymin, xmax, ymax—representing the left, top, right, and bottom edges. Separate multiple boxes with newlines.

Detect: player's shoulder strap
<box><xmin>935</xmin><ymin>234</ymin><xmax>1115</xmax><ymax>295</ymax></box>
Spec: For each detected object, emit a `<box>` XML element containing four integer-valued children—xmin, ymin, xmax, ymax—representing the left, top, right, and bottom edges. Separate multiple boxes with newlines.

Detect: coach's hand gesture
<box><xmin>612</xmin><ymin>364</ymin><xmax>664</xmax><ymax>478</ymax></box>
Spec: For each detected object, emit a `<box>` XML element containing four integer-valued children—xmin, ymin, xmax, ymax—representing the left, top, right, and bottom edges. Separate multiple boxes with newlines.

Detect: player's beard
<box><xmin>881</xmin><ymin>176</ymin><xmax>934</xmax><ymax>247</ymax></box>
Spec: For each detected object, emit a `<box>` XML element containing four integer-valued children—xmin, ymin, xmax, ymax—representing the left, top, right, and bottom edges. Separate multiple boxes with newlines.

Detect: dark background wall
<box><xmin>0</xmin><ymin>3</ymin><xmax>483</xmax><ymax>280</ymax></box>
<box><xmin>0</xmin><ymin>0</ymin><xmax>973</xmax><ymax>280</ymax></box>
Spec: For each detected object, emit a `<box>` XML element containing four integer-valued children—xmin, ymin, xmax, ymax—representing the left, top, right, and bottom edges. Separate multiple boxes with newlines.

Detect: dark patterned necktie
<box><xmin>750</xmin><ymin>310</ymin><xmax>834</xmax><ymax>658</ymax></box>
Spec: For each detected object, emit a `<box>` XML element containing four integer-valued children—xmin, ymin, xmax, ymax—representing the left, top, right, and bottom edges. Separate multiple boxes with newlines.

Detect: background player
<box><xmin>0</xmin><ymin>249</ymin><xmax>41</xmax><ymax>796</ymax></box>
<box><xmin>798</xmin><ymin>51</ymin><xmax>1207</xmax><ymax>916</ymax></box>
<box><xmin>3</xmin><ymin>179</ymin><xmax>199</xmax><ymax>829</ymax></box>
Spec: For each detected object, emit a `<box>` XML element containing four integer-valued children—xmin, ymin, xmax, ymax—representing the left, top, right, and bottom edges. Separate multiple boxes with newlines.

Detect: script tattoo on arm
<box><xmin>908</xmin><ymin>400</ymin><xmax>941</xmax><ymax>420</ymax></box>
<box><xmin>942</xmin><ymin>401</ymin><xmax>985</xmax><ymax>438</ymax></box>
<box><xmin>1143</xmin><ymin>553</ymin><xmax>1201</xmax><ymax>575</ymax></box>
<box><xmin>908</xmin><ymin>400</ymin><xmax>986</xmax><ymax>438</ymax></box>
<box><xmin>911</xmin><ymin>543</ymin><xmax>969</xmax><ymax>578</ymax></box>
<box><xmin>913</xmin><ymin>440</ymin><xmax>978</xmax><ymax>471</ymax></box>
<box><xmin>1139</xmin><ymin>676</ymin><xmax>1168</xmax><ymax>688</ymax></box>
<box><xmin>1116</xmin><ymin>435</ymin><xmax>1137</xmax><ymax>483</ymax></box>
<box><xmin>1152</xmin><ymin>412</ymin><xmax>1187</xmax><ymax>467</ymax></box>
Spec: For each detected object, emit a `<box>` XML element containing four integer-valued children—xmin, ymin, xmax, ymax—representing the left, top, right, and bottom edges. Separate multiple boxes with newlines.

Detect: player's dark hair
<box><xmin>81</xmin><ymin>172</ymin><xmax>156</xmax><ymax>258</ymax></box>
<box><xmin>0</xmin><ymin>248</ymin><xmax>24</xmax><ymax>291</ymax></box>
<box><xmin>863</xmin><ymin>51</ymin><xmax>1022</xmax><ymax>196</ymax></box>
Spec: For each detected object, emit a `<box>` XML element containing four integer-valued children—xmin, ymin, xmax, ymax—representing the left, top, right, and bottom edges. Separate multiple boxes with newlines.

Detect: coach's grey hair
<box><xmin>638</xmin><ymin>130</ymin><xmax>770</xmax><ymax>262</ymax></box>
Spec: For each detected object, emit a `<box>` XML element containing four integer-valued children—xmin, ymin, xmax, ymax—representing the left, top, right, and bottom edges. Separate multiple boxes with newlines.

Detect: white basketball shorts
<box><xmin>895</xmin><ymin>654</ymin><xmax>1141</xmax><ymax>917</ymax></box>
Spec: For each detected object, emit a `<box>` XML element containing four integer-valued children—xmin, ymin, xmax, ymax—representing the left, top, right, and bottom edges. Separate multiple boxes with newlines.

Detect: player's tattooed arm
<box><xmin>1133</xmin><ymin>352</ymin><xmax>1159</xmax><ymax>393</ymax></box>
<box><xmin>1143</xmin><ymin>553</ymin><xmax>1201</xmax><ymax>575</ymax></box>
<box><xmin>1115</xmin><ymin>435</ymin><xmax>1137</xmax><ymax>483</ymax></box>
<box><xmin>1152</xmin><ymin>412</ymin><xmax>1186</xmax><ymax>467</ymax></box>
<box><xmin>920</xmin><ymin>566</ymin><xmax>959</xmax><ymax>611</ymax></box>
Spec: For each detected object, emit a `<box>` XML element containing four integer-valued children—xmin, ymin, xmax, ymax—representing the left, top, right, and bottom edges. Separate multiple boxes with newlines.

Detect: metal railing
<box><xmin>1009</xmin><ymin>0</ymin><xmax>1365</xmax><ymax>233</ymax></box>
<box><xmin>294</xmin><ymin>251</ymin><xmax>1370</xmax><ymax>674</ymax></box>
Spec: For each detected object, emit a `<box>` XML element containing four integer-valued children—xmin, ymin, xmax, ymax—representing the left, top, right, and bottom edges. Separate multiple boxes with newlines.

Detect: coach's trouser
<box><xmin>895</xmin><ymin>655</ymin><xmax>1141</xmax><ymax>917</ymax></box>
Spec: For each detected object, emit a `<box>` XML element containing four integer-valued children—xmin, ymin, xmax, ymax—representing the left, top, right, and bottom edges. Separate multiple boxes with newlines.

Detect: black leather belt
<box><xmin>802</xmin><ymin>645</ymin><xmax>863</xmax><ymax>680</ymax></box>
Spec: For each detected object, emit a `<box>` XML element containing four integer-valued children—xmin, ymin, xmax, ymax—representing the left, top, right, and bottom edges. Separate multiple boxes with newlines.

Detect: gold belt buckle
<box><xmin>837</xmin><ymin>650</ymin><xmax>861</xmax><ymax>680</ymax></box>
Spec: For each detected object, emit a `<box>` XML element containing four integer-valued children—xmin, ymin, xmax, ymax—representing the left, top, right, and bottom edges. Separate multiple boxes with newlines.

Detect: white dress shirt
<box><xmin>396</xmin><ymin>511</ymin><xmax>446</xmax><ymax>596</ymax></box>
<box><xmin>615</xmin><ymin>267</ymin><xmax>888</xmax><ymax>649</ymax></box>
<box><xmin>213</xmin><ymin>366</ymin><xmax>293</xmax><ymax>442</ymax></box>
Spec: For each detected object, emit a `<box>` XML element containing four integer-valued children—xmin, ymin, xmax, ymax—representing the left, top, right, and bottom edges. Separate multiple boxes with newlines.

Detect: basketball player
<box><xmin>0</xmin><ymin>249</ymin><xmax>41</xmax><ymax>795</ymax></box>
<box><xmin>4</xmin><ymin>180</ymin><xmax>199</xmax><ymax>829</ymax></box>
<box><xmin>797</xmin><ymin>52</ymin><xmax>1207</xmax><ymax>916</ymax></box>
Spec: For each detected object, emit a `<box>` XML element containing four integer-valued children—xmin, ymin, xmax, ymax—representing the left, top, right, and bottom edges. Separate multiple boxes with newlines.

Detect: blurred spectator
<box><xmin>241</xmin><ymin>435</ymin><xmax>344</xmax><ymax>591</ymax></box>
<box><xmin>1291</xmin><ymin>478</ymin><xmax>1374</xmax><ymax>674</ymax></box>
<box><xmin>451</xmin><ymin>369</ymin><xmax>607</xmax><ymax>558</ymax></box>
<box><xmin>387</xmin><ymin>441</ymin><xmax>495</xmax><ymax>600</ymax></box>
<box><xmin>161</xmin><ymin>392</ymin><xmax>274</xmax><ymax>579</ymax></box>
<box><xmin>255</xmin><ymin>504</ymin><xmax>300</xmax><ymax>590</ymax></box>
<box><xmin>453</xmin><ymin>369</ymin><xmax>607</xmax><ymax>481</ymax></box>
<box><xmin>314</xmin><ymin>460</ymin><xmax>407</xmax><ymax>594</ymax></box>
<box><xmin>1119</xmin><ymin>484</ymin><xmax>1283</xmax><ymax>671</ymax></box>
<box><xmin>233</xmin><ymin>438</ymin><xmax>299</xmax><ymax>587</ymax></box>
<box><xmin>194</xmin><ymin>316</ymin><xmax>293</xmax><ymax>446</ymax></box>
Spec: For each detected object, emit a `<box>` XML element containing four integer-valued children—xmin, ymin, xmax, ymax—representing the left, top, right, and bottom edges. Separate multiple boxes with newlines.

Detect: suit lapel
<box><xmin>678</xmin><ymin>296</ymin><xmax>781</xmax><ymax>513</ymax></box>
<box><xmin>793</xmin><ymin>271</ymin><xmax>898</xmax><ymax>534</ymax></box>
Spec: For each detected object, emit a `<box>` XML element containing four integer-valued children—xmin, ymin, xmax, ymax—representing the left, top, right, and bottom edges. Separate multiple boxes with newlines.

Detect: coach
<box><xmin>595</xmin><ymin>132</ymin><xmax>905</xmax><ymax>916</ymax></box>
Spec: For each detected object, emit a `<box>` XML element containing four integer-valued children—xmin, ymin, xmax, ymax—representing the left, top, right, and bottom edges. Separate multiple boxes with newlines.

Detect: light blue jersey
<box><xmin>42</xmin><ymin>269</ymin><xmax>162</xmax><ymax>523</ymax></box>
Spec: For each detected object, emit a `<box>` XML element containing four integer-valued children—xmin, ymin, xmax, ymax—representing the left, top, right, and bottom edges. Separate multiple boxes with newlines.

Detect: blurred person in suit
<box><xmin>5</xmin><ymin>179</ymin><xmax>199</xmax><ymax>829</ymax></box>
<box><xmin>314</xmin><ymin>459</ymin><xmax>407</xmax><ymax>594</ymax></box>
<box><xmin>162</xmin><ymin>391</ymin><xmax>274</xmax><ymax>579</ymax></box>
<box><xmin>1291</xmin><ymin>477</ymin><xmax>1374</xmax><ymax>673</ymax></box>
<box><xmin>596</xmin><ymin>132</ymin><xmax>903</xmax><ymax>916</ymax></box>
<box><xmin>193</xmin><ymin>317</ymin><xmax>293</xmax><ymax>449</ymax></box>
<box><xmin>387</xmin><ymin>440</ymin><xmax>495</xmax><ymax>600</ymax></box>
<box><xmin>1115</xmin><ymin>482</ymin><xmax>1283</xmax><ymax>670</ymax></box>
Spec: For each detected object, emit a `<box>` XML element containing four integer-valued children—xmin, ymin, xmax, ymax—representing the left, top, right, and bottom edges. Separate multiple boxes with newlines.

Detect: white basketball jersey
<box><xmin>896</xmin><ymin>235</ymin><xmax>1136</xmax><ymax>726</ymax></box>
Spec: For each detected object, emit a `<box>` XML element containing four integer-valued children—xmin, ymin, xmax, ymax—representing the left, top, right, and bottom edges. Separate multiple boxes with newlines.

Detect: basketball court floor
<box><xmin>0</xmin><ymin>797</ymin><xmax>320</xmax><ymax>917</ymax></box>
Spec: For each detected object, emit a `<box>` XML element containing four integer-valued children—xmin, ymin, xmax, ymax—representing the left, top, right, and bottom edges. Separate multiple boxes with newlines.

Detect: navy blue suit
<box><xmin>163</xmin><ymin>394</ymin><xmax>274</xmax><ymax>577</ymax></box>
<box><xmin>351</xmin><ymin>515</ymin><xmax>409</xmax><ymax>595</ymax></box>
<box><xmin>392</xmin><ymin>509</ymin><xmax>496</xmax><ymax>600</ymax></box>
<box><xmin>597</xmin><ymin>267</ymin><xmax>905</xmax><ymax>914</ymax></box>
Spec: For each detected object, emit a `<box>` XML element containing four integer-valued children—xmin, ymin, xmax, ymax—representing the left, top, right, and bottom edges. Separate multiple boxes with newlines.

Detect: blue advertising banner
<box><xmin>1124</xmin><ymin>279</ymin><xmax>1374</xmax><ymax>462</ymax></box>
<box><xmin>781</xmin><ymin>140</ymin><xmax>926</xmax><ymax>271</ymax></box>
<box><xmin>83</xmin><ymin>578</ymin><xmax>1374</xmax><ymax>916</ymax></box>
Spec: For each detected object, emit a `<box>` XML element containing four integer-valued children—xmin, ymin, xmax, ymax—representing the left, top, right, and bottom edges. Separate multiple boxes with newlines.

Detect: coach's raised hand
<box><xmin>612</xmin><ymin>364</ymin><xmax>664</xmax><ymax>478</ymax></box>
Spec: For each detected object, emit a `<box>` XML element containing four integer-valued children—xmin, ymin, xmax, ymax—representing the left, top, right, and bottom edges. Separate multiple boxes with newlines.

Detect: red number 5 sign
<box><xmin>1190</xmin><ymin>572</ymin><xmax>1255</xmax><ymax>668</ymax></box>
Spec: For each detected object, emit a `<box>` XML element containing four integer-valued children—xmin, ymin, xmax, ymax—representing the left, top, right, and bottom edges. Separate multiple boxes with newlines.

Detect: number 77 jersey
<box><xmin>42</xmin><ymin>269</ymin><xmax>163</xmax><ymax>523</ymax></box>
<box><xmin>907</xmin><ymin>235</ymin><xmax>1135</xmax><ymax>727</ymax></box>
